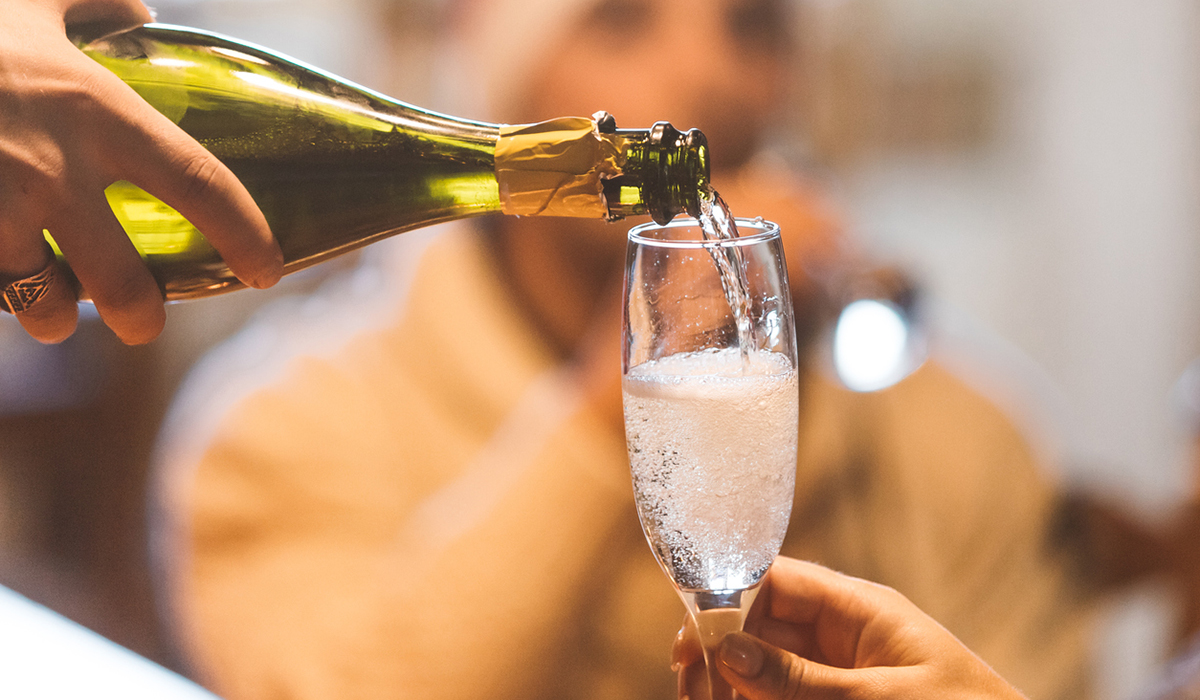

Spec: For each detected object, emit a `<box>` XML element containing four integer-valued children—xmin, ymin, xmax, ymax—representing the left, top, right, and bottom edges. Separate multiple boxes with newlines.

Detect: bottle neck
<box><xmin>494</xmin><ymin>114</ymin><xmax>710</xmax><ymax>224</ymax></box>
<box><xmin>602</xmin><ymin>121</ymin><xmax>710</xmax><ymax>225</ymax></box>
<box><xmin>494</xmin><ymin>117</ymin><xmax>617</xmax><ymax>218</ymax></box>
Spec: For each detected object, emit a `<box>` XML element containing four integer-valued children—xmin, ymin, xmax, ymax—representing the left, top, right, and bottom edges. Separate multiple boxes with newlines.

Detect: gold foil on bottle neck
<box><xmin>495</xmin><ymin>117</ymin><xmax>625</xmax><ymax>218</ymax></box>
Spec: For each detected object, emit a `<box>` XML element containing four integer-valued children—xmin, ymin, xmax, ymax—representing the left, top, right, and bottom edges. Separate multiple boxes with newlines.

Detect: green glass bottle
<box><xmin>72</xmin><ymin>24</ymin><xmax>710</xmax><ymax>301</ymax></box>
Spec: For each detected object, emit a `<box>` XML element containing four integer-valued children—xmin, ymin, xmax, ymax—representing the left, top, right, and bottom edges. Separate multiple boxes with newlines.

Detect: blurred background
<box><xmin>1</xmin><ymin>0</ymin><xmax>1198</xmax><ymax>697</ymax></box>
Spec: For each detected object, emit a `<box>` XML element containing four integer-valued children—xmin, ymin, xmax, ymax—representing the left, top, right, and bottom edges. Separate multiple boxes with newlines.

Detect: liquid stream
<box><xmin>697</xmin><ymin>187</ymin><xmax>756</xmax><ymax>365</ymax></box>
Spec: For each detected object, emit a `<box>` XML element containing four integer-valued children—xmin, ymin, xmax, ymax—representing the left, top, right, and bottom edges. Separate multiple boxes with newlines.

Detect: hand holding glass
<box><xmin>621</xmin><ymin>218</ymin><xmax>799</xmax><ymax>700</ymax></box>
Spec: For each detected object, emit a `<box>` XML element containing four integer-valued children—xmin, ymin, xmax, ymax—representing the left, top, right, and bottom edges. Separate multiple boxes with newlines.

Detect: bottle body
<box><xmin>79</xmin><ymin>24</ymin><xmax>710</xmax><ymax>300</ymax></box>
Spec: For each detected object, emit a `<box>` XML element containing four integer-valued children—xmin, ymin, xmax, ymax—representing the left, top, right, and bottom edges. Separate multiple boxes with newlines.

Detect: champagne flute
<box><xmin>622</xmin><ymin>217</ymin><xmax>799</xmax><ymax>700</ymax></box>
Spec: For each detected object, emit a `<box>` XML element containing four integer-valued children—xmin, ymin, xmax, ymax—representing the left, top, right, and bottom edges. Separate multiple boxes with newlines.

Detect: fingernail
<box><xmin>720</xmin><ymin>633</ymin><xmax>763</xmax><ymax>678</ymax></box>
<box><xmin>253</xmin><ymin>248</ymin><xmax>285</xmax><ymax>289</ymax></box>
<box><xmin>252</xmin><ymin>267</ymin><xmax>282</xmax><ymax>289</ymax></box>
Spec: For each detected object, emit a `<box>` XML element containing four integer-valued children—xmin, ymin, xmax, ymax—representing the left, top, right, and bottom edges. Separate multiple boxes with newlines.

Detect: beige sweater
<box><xmin>155</xmin><ymin>226</ymin><xmax>1095</xmax><ymax>700</ymax></box>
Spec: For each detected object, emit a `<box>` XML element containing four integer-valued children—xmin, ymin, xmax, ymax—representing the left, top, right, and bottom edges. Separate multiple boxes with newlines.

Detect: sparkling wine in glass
<box><xmin>622</xmin><ymin>216</ymin><xmax>799</xmax><ymax>700</ymax></box>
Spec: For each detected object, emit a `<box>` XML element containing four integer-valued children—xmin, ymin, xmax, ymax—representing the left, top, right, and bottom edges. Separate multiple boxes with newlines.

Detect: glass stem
<box><xmin>680</xmin><ymin>588</ymin><xmax>760</xmax><ymax>700</ymax></box>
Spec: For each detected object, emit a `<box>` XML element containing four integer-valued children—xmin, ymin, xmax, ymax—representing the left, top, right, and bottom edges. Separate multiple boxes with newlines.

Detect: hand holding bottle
<box><xmin>672</xmin><ymin>557</ymin><xmax>1028</xmax><ymax>700</ymax></box>
<box><xmin>0</xmin><ymin>0</ymin><xmax>281</xmax><ymax>344</ymax></box>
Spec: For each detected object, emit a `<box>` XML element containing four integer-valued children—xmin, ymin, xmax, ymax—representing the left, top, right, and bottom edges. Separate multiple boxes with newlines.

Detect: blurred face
<box><xmin>504</xmin><ymin>0</ymin><xmax>793</xmax><ymax>172</ymax></box>
<box><xmin>485</xmin><ymin>0</ymin><xmax>796</xmax><ymax>357</ymax></box>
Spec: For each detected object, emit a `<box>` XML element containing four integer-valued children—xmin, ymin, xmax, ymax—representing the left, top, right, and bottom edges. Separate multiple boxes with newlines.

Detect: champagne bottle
<box><xmin>74</xmin><ymin>23</ymin><xmax>711</xmax><ymax>300</ymax></box>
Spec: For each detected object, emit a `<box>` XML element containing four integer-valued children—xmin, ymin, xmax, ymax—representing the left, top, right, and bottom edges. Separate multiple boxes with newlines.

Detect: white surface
<box><xmin>0</xmin><ymin>585</ymin><xmax>219</xmax><ymax>699</ymax></box>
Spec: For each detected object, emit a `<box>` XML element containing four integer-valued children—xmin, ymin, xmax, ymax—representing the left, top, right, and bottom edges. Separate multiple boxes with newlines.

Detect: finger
<box><xmin>8</xmin><ymin>258</ymin><xmax>80</xmax><ymax>344</ymax></box>
<box><xmin>1</xmin><ymin>251</ymin><xmax>79</xmax><ymax>344</ymax></box>
<box><xmin>766</xmin><ymin>558</ymin><xmax>919</xmax><ymax>668</ymax></box>
<box><xmin>678</xmin><ymin>652</ymin><xmax>709</xmax><ymax>700</ymax></box>
<box><xmin>744</xmin><ymin>570</ymin><xmax>773</xmax><ymax>632</ymax></box>
<box><xmin>672</xmin><ymin>617</ymin><xmax>704</xmax><ymax>669</ymax></box>
<box><xmin>99</xmin><ymin>82</ymin><xmax>283</xmax><ymax>290</ymax></box>
<box><xmin>718</xmin><ymin>632</ymin><xmax>865</xmax><ymax>700</ymax></box>
<box><xmin>673</xmin><ymin>617</ymin><xmax>708</xmax><ymax>700</ymax></box>
<box><xmin>756</xmin><ymin>617</ymin><xmax>823</xmax><ymax>663</ymax></box>
<box><xmin>0</xmin><ymin>203</ymin><xmax>55</xmax><ymax>283</ymax></box>
<box><xmin>765</xmin><ymin>557</ymin><xmax>892</xmax><ymax>628</ymax></box>
<box><xmin>50</xmin><ymin>196</ymin><xmax>165</xmax><ymax>344</ymax></box>
<box><xmin>63</xmin><ymin>0</ymin><xmax>154</xmax><ymax>41</ymax></box>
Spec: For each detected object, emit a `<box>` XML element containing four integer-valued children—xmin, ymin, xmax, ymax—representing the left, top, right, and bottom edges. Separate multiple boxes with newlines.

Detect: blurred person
<box><xmin>1</xmin><ymin>0</ymin><xmax>282</xmax><ymax>344</ymax></box>
<box><xmin>152</xmin><ymin>0</ymin><xmax>1100</xmax><ymax>698</ymax></box>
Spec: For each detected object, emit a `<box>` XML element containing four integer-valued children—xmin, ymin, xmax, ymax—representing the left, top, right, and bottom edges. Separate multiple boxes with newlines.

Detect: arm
<box><xmin>674</xmin><ymin>557</ymin><xmax>1029</xmax><ymax>700</ymax></box>
<box><xmin>0</xmin><ymin>0</ymin><xmax>281</xmax><ymax>344</ymax></box>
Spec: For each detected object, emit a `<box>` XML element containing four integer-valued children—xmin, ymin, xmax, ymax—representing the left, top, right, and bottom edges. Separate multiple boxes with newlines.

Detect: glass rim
<box><xmin>628</xmin><ymin>216</ymin><xmax>781</xmax><ymax>249</ymax></box>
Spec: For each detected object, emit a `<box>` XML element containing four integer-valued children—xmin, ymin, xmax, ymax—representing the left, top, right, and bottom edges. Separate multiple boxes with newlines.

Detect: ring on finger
<box><xmin>1</xmin><ymin>261</ymin><xmax>58</xmax><ymax>314</ymax></box>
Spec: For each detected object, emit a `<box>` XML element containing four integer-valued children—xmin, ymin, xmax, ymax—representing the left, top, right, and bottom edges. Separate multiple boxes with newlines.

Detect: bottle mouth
<box><xmin>646</xmin><ymin>122</ymin><xmax>710</xmax><ymax>224</ymax></box>
<box><xmin>628</xmin><ymin>217</ymin><xmax>780</xmax><ymax>249</ymax></box>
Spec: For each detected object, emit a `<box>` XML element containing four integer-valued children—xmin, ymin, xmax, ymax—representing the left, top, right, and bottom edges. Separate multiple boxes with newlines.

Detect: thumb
<box><xmin>717</xmin><ymin>632</ymin><xmax>863</xmax><ymax>700</ymax></box>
